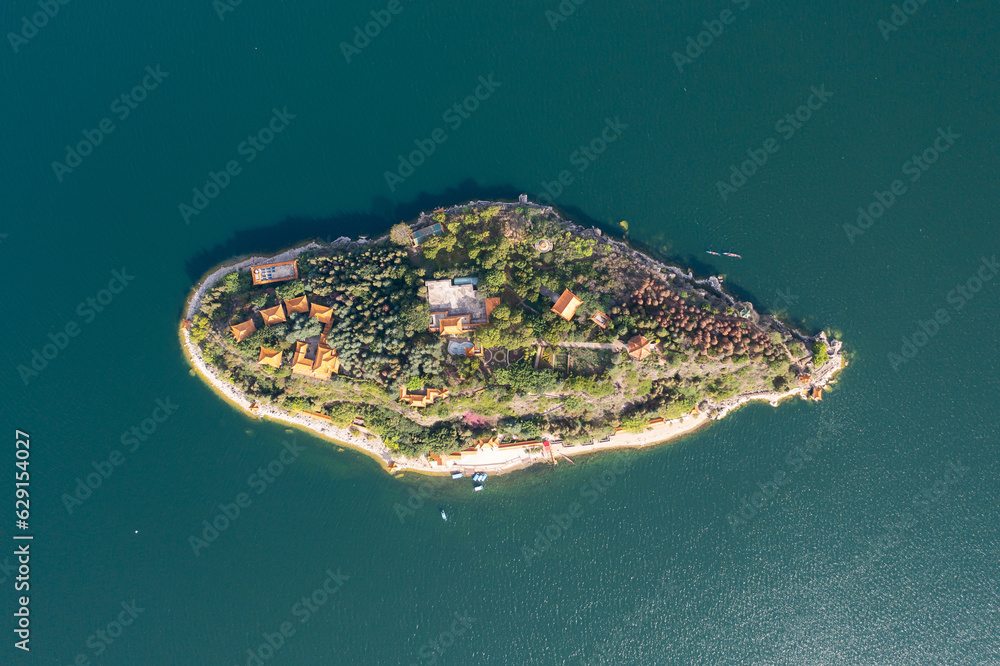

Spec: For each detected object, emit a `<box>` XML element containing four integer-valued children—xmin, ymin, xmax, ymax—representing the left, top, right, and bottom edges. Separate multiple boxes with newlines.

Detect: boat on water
<box><xmin>705</xmin><ymin>250</ymin><xmax>721</xmax><ymax>256</ymax></box>
<box><xmin>440</xmin><ymin>509</ymin><xmax>447</xmax><ymax>521</ymax></box>
<box><xmin>472</xmin><ymin>472</ymin><xmax>488</xmax><ymax>483</ymax></box>
<box><xmin>473</xmin><ymin>484</ymin><xmax>483</xmax><ymax>492</ymax></box>
<box><xmin>451</xmin><ymin>472</ymin><xmax>464</xmax><ymax>480</ymax></box>
<box><xmin>722</xmin><ymin>252</ymin><xmax>742</xmax><ymax>258</ymax></box>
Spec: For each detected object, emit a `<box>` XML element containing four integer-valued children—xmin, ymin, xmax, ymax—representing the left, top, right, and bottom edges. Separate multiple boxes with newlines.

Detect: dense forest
<box><xmin>187</xmin><ymin>203</ymin><xmax>827</xmax><ymax>457</ymax></box>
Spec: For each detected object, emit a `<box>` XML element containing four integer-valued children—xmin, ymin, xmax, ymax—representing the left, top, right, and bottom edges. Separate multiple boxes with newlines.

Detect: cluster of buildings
<box><xmin>229</xmin><ymin>261</ymin><xmax>340</xmax><ymax>380</ymax></box>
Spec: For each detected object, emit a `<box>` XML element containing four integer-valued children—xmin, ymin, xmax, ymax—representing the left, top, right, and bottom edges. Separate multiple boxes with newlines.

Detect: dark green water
<box><xmin>2</xmin><ymin>1</ymin><xmax>998</xmax><ymax>664</ymax></box>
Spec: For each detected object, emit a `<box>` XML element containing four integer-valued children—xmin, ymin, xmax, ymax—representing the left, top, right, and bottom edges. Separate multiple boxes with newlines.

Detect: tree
<box><xmin>494</xmin><ymin>359</ymin><xmax>560</xmax><ymax>394</ymax></box>
<box><xmin>812</xmin><ymin>341</ymin><xmax>829</xmax><ymax>367</ymax></box>
<box><xmin>390</xmin><ymin>223</ymin><xmax>412</xmax><ymax>246</ymax></box>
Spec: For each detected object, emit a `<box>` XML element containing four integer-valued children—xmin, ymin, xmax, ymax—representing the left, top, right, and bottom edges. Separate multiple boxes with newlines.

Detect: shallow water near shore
<box><xmin>2</xmin><ymin>0</ymin><xmax>999</xmax><ymax>663</ymax></box>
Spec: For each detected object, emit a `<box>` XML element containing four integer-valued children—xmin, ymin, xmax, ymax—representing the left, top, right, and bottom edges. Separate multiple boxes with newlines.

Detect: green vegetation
<box><xmin>188</xmin><ymin>202</ymin><xmax>825</xmax><ymax>458</ymax></box>
<box><xmin>812</xmin><ymin>341</ymin><xmax>829</xmax><ymax>367</ymax></box>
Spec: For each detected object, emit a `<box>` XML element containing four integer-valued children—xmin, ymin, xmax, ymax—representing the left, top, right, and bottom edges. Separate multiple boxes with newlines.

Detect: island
<box><xmin>180</xmin><ymin>199</ymin><xmax>844</xmax><ymax>476</ymax></box>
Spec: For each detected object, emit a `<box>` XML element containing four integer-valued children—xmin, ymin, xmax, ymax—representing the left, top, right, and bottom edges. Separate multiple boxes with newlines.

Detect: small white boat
<box><xmin>473</xmin><ymin>485</ymin><xmax>483</xmax><ymax>492</ymax></box>
<box><xmin>440</xmin><ymin>509</ymin><xmax>447</xmax><ymax>520</ymax></box>
<box><xmin>451</xmin><ymin>472</ymin><xmax>464</xmax><ymax>480</ymax></box>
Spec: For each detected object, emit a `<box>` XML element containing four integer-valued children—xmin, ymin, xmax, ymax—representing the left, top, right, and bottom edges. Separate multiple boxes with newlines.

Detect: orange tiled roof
<box><xmin>309</xmin><ymin>302</ymin><xmax>333</xmax><ymax>324</ymax></box>
<box><xmin>258</xmin><ymin>346</ymin><xmax>282</xmax><ymax>367</ymax></box>
<box><xmin>438</xmin><ymin>316</ymin><xmax>467</xmax><ymax>336</ymax></box>
<box><xmin>398</xmin><ymin>385</ymin><xmax>449</xmax><ymax>408</ymax></box>
<box><xmin>284</xmin><ymin>295</ymin><xmax>309</xmax><ymax>314</ymax></box>
<box><xmin>290</xmin><ymin>341</ymin><xmax>339</xmax><ymax>380</ymax></box>
<box><xmin>485</xmin><ymin>297</ymin><xmax>501</xmax><ymax>319</ymax></box>
<box><xmin>551</xmin><ymin>289</ymin><xmax>583</xmax><ymax>321</ymax></box>
<box><xmin>812</xmin><ymin>387</ymin><xmax>823</xmax><ymax>401</ymax></box>
<box><xmin>627</xmin><ymin>334</ymin><xmax>653</xmax><ymax>360</ymax></box>
<box><xmin>590</xmin><ymin>311</ymin><xmax>611</xmax><ymax>329</ymax></box>
<box><xmin>230</xmin><ymin>318</ymin><xmax>256</xmax><ymax>342</ymax></box>
<box><xmin>291</xmin><ymin>341</ymin><xmax>313</xmax><ymax>375</ymax></box>
<box><xmin>310</xmin><ymin>345</ymin><xmax>340</xmax><ymax>379</ymax></box>
<box><xmin>260</xmin><ymin>303</ymin><xmax>287</xmax><ymax>325</ymax></box>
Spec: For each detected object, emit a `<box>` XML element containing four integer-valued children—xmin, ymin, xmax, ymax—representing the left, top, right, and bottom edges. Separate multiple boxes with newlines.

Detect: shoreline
<box><xmin>179</xmin><ymin>199</ymin><xmax>845</xmax><ymax>478</ymax></box>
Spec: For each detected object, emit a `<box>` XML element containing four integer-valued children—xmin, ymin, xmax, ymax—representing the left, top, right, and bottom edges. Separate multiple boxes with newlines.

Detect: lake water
<box><xmin>1</xmin><ymin>0</ymin><xmax>998</xmax><ymax>663</ymax></box>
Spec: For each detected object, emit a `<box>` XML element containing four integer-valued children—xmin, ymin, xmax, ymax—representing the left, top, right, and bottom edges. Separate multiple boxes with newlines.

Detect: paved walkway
<box><xmin>554</xmin><ymin>340</ymin><xmax>626</xmax><ymax>352</ymax></box>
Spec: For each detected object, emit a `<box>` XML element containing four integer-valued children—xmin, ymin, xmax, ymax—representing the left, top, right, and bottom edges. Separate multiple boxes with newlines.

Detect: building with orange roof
<box><xmin>398</xmin><ymin>385</ymin><xmax>449</xmax><ymax>408</ymax></box>
<box><xmin>590</xmin><ymin>311</ymin><xmax>612</xmax><ymax>329</ymax></box>
<box><xmin>258</xmin><ymin>347</ymin><xmax>282</xmax><ymax>367</ymax></box>
<box><xmin>284</xmin><ymin>295</ymin><xmax>309</xmax><ymax>314</ymax></box>
<box><xmin>251</xmin><ymin>260</ymin><xmax>298</xmax><ymax>286</ymax></box>
<box><xmin>438</xmin><ymin>316</ymin><xmax>469</xmax><ymax>336</ymax></box>
<box><xmin>627</xmin><ymin>334</ymin><xmax>655</xmax><ymax>360</ymax></box>
<box><xmin>309</xmin><ymin>345</ymin><xmax>340</xmax><ymax>379</ymax></box>
<box><xmin>309</xmin><ymin>302</ymin><xmax>333</xmax><ymax>324</ymax></box>
<box><xmin>425</xmin><ymin>278</ymin><xmax>491</xmax><ymax>333</ymax></box>
<box><xmin>230</xmin><ymin>318</ymin><xmax>256</xmax><ymax>342</ymax></box>
<box><xmin>290</xmin><ymin>341</ymin><xmax>340</xmax><ymax>380</ymax></box>
<box><xmin>551</xmin><ymin>289</ymin><xmax>583</xmax><ymax>321</ymax></box>
<box><xmin>259</xmin><ymin>303</ymin><xmax>287</xmax><ymax>326</ymax></box>
<box><xmin>812</xmin><ymin>387</ymin><xmax>823</xmax><ymax>401</ymax></box>
<box><xmin>290</xmin><ymin>341</ymin><xmax>314</xmax><ymax>375</ymax></box>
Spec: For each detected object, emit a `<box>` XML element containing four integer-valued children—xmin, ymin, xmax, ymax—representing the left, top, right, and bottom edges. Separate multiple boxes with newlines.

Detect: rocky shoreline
<box><xmin>180</xmin><ymin>199</ymin><xmax>845</xmax><ymax>477</ymax></box>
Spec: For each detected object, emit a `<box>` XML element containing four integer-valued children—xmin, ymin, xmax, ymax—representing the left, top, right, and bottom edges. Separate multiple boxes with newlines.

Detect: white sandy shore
<box><xmin>179</xmin><ymin>201</ymin><xmax>846</xmax><ymax>477</ymax></box>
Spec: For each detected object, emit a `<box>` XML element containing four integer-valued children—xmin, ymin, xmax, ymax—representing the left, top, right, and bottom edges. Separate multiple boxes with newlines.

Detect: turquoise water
<box><xmin>2</xmin><ymin>1</ymin><xmax>998</xmax><ymax>663</ymax></box>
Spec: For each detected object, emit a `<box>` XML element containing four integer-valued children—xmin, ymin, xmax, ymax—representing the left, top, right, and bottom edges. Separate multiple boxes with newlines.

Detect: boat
<box><xmin>705</xmin><ymin>251</ymin><xmax>721</xmax><ymax>256</ymax></box>
<box><xmin>722</xmin><ymin>252</ymin><xmax>742</xmax><ymax>258</ymax></box>
<box><xmin>473</xmin><ymin>484</ymin><xmax>483</xmax><ymax>492</ymax></box>
<box><xmin>440</xmin><ymin>509</ymin><xmax>447</xmax><ymax>520</ymax></box>
<box><xmin>451</xmin><ymin>472</ymin><xmax>464</xmax><ymax>480</ymax></box>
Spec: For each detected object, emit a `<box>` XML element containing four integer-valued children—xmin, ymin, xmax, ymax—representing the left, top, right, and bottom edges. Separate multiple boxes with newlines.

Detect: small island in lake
<box><xmin>181</xmin><ymin>199</ymin><xmax>844</xmax><ymax>475</ymax></box>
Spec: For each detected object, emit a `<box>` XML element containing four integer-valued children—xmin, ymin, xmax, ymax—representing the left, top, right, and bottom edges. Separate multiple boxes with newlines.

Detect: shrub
<box><xmin>621</xmin><ymin>416</ymin><xmax>648</xmax><ymax>433</ymax></box>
